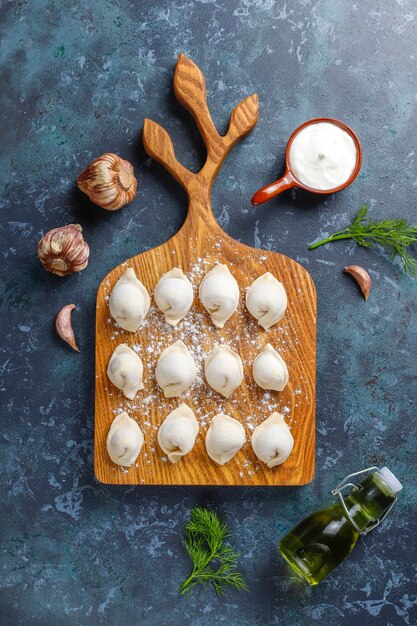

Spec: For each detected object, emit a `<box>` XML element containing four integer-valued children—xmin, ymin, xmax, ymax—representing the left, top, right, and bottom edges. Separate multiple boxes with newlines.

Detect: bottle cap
<box><xmin>378</xmin><ymin>467</ymin><xmax>403</xmax><ymax>493</ymax></box>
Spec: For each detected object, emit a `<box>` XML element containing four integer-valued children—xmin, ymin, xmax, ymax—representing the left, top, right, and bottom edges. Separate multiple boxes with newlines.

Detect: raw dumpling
<box><xmin>251</xmin><ymin>412</ymin><xmax>294</xmax><ymax>468</ymax></box>
<box><xmin>199</xmin><ymin>264</ymin><xmax>239</xmax><ymax>328</ymax></box>
<box><xmin>109</xmin><ymin>267</ymin><xmax>150</xmax><ymax>332</ymax></box>
<box><xmin>157</xmin><ymin>404</ymin><xmax>199</xmax><ymax>463</ymax></box>
<box><xmin>205</xmin><ymin>414</ymin><xmax>245</xmax><ymax>465</ymax></box>
<box><xmin>154</xmin><ymin>268</ymin><xmax>193</xmax><ymax>326</ymax></box>
<box><xmin>246</xmin><ymin>272</ymin><xmax>287</xmax><ymax>330</ymax></box>
<box><xmin>253</xmin><ymin>343</ymin><xmax>289</xmax><ymax>391</ymax></box>
<box><xmin>204</xmin><ymin>345</ymin><xmax>243</xmax><ymax>398</ymax></box>
<box><xmin>107</xmin><ymin>343</ymin><xmax>144</xmax><ymax>400</ymax></box>
<box><xmin>155</xmin><ymin>340</ymin><xmax>197</xmax><ymax>398</ymax></box>
<box><xmin>106</xmin><ymin>411</ymin><xmax>144</xmax><ymax>466</ymax></box>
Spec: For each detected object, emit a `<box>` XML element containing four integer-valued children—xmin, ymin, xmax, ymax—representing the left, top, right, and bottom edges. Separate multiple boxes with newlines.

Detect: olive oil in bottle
<box><xmin>279</xmin><ymin>467</ymin><xmax>402</xmax><ymax>585</ymax></box>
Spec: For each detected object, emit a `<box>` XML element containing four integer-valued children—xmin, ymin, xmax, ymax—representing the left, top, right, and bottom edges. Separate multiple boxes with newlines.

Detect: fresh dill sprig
<box><xmin>179</xmin><ymin>507</ymin><xmax>248</xmax><ymax>596</ymax></box>
<box><xmin>309</xmin><ymin>205</ymin><xmax>417</xmax><ymax>276</ymax></box>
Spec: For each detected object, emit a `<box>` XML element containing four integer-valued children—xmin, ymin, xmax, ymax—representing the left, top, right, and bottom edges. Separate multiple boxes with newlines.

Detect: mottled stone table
<box><xmin>1</xmin><ymin>1</ymin><xmax>416</xmax><ymax>624</ymax></box>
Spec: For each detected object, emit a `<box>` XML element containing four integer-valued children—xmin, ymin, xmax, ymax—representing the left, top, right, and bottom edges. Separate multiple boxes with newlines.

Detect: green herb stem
<box><xmin>309</xmin><ymin>233</ymin><xmax>354</xmax><ymax>249</ymax></box>
<box><xmin>180</xmin><ymin>568</ymin><xmax>199</xmax><ymax>595</ymax></box>
<box><xmin>308</xmin><ymin>205</ymin><xmax>417</xmax><ymax>276</ymax></box>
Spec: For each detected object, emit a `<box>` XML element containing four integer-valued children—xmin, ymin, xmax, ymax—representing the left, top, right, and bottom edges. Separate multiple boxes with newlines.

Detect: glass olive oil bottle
<box><xmin>279</xmin><ymin>467</ymin><xmax>402</xmax><ymax>585</ymax></box>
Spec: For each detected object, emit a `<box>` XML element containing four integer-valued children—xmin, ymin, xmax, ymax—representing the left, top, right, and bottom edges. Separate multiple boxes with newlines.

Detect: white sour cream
<box><xmin>289</xmin><ymin>122</ymin><xmax>357</xmax><ymax>191</ymax></box>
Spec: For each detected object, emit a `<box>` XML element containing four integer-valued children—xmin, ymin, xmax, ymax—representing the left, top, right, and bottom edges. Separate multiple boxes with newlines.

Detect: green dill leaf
<box><xmin>308</xmin><ymin>205</ymin><xmax>417</xmax><ymax>276</ymax></box>
<box><xmin>352</xmin><ymin>203</ymin><xmax>368</xmax><ymax>227</ymax></box>
<box><xmin>179</xmin><ymin>507</ymin><xmax>248</xmax><ymax>596</ymax></box>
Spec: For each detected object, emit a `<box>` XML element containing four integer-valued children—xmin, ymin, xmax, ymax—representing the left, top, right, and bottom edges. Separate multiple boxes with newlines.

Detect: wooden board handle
<box><xmin>143</xmin><ymin>54</ymin><xmax>259</xmax><ymax>209</ymax></box>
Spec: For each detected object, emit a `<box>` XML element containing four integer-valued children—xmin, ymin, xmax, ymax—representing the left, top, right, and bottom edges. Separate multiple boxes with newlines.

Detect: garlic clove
<box><xmin>344</xmin><ymin>265</ymin><xmax>371</xmax><ymax>300</ymax></box>
<box><xmin>55</xmin><ymin>304</ymin><xmax>79</xmax><ymax>352</ymax></box>
<box><xmin>38</xmin><ymin>224</ymin><xmax>90</xmax><ymax>276</ymax></box>
<box><xmin>77</xmin><ymin>153</ymin><xmax>137</xmax><ymax>211</ymax></box>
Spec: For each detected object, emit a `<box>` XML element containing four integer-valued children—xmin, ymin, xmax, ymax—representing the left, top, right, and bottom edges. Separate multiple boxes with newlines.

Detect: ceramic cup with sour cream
<box><xmin>251</xmin><ymin>117</ymin><xmax>362</xmax><ymax>205</ymax></box>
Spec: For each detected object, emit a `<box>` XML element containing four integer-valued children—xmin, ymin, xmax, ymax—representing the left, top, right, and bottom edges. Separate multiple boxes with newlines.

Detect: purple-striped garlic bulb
<box><xmin>38</xmin><ymin>224</ymin><xmax>89</xmax><ymax>276</ymax></box>
<box><xmin>77</xmin><ymin>153</ymin><xmax>137</xmax><ymax>210</ymax></box>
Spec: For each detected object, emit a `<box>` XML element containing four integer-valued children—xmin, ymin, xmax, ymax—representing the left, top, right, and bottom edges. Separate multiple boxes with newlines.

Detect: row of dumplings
<box><xmin>107</xmin><ymin>407</ymin><xmax>294</xmax><ymax>469</ymax></box>
<box><xmin>109</xmin><ymin>264</ymin><xmax>287</xmax><ymax>331</ymax></box>
<box><xmin>108</xmin><ymin>340</ymin><xmax>289</xmax><ymax>400</ymax></box>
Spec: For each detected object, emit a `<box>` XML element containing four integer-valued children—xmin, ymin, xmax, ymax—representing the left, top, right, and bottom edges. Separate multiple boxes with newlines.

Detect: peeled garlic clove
<box><xmin>77</xmin><ymin>153</ymin><xmax>137</xmax><ymax>211</ymax></box>
<box><xmin>38</xmin><ymin>224</ymin><xmax>89</xmax><ymax>276</ymax></box>
<box><xmin>344</xmin><ymin>265</ymin><xmax>371</xmax><ymax>300</ymax></box>
<box><xmin>55</xmin><ymin>304</ymin><xmax>79</xmax><ymax>352</ymax></box>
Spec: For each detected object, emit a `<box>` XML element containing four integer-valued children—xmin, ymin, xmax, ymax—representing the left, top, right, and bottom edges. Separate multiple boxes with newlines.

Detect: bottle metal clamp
<box><xmin>331</xmin><ymin>466</ymin><xmax>397</xmax><ymax>535</ymax></box>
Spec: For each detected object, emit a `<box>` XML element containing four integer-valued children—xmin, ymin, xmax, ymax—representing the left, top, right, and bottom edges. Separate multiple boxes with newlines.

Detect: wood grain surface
<box><xmin>94</xmin><ymin>54</ymin><xmax>316</xmax><ymax>486</ymax></box>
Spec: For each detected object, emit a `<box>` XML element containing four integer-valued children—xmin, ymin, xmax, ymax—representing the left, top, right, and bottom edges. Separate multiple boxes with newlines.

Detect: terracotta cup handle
<box><xmin>251</xmin><ymin>171</ymin><xmax>296</xmax><ymax>205</ymax></box>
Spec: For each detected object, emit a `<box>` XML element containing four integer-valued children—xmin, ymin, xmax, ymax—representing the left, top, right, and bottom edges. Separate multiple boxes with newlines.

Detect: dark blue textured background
<box><xmin>1</xmin><ymin>1</ymin><xmax>416</xmax><ymax>624</ymax></box>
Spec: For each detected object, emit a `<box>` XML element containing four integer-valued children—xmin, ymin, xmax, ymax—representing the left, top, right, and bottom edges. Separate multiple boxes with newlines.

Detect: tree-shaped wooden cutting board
<box><xmin>95</xmin><ymin>54</ymin><xmax>316</xmax><ymax>486</ymax></box>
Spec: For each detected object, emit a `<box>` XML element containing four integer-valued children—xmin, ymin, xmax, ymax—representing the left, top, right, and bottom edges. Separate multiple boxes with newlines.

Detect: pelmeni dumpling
<box><xmin>251</xmin><ymin>413</ymin><xmax>294</xmax><ymax>468</ymax></box>
<box><xmin>157</xmin><ymin>404</ymin><xmax>199</xmax><ymax>463</ymax></box>
<box><xmin>205</xmin><ymin>414</ymin><xmax>246</xmax><ymax>465</ymax></box>
<box><xmin>106</xmin><ymin>411</ymin><xmax>144</xmax><ymax>466</ymax></box>
<box><xmin>109</xmin><ymin>267</ymin><xmax>150</xmax><ymax>332</ymax></box>
<box><xmin>253</xmin><ymin>344</ymin><xmax>289</xmax><ymax>392</ymax></box>
<box><xmin>199</xmin><ymin>264</ymin><xmax>239</xmax><ymax>328</ymax></box>
<box><xmin>204</xmin><ymin>345</ymin><xmax>243</xmax><ymax>398</ymax></box>
<box><xmin>246</xmin><ymin>272</ymin><xmax>287</xmax><ymax>330</ymax></box>
<box><xmin>107</xmin><ymin>343</ymin><xmax>144</xmax><ymax>400</ymax></box>
<box><xmin>155</xmin><ymin>340</ymin><xmax>197</xmax><ymax>398</ymax></box>
<box><xmin>154</xmin><ymin>268</ymin><xmax>193</xmax><ymax>326</ymax></box>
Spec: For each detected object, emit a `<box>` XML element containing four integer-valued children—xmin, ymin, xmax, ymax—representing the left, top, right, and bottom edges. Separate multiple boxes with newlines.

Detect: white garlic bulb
<box><xmin>205</xmin><ymin>414</ymin><xmax>246</xmax><ymax>465</ymax></box>
<box><xmin>204</xmin><ymin>345</ymin><xmax>243</xmax><ymax>398</ymax></box>
<box><xmin>155</xmin><ymin>340</ymin><xmax>197</xmax><ymax>398</ymax></box>
<box><xmin>107</xmin><ymin>343</ymin><xmax>144</xmax><ymax>400</ymax></box>
<box><xmin>109</xmin><ymin>267</ymin><xmax>150</xmax><ymax>332</ymax></box>
<box><xmin>251</xmin><ymin>412</ymin><xmax>294</xmax><ymax>468</ymax></box>
<box><xmin>154</xmin><ymin>267</ymin><xmax>193</xmax><ymax>326</ymax></box>
<box><xmin>106</xmin><ymin>411</ymin><xmax>144</xmax><ymax>466</ymax></box>
<box><xmin>199</xmin><ymin>264</ymin><xmax>239</xmax><ymax>328</ymax></box>
<box><xmin>157</xmin><ymin>404</ymin><xmax>199</xmax><ymax>463</ymax></box>
<box><xmin>253</xmin><ymin>343</ymin><xmax>289</xmax><ymax>391</ymax></box>
<box><xmin>246</xmin><ymin>272</ymin><xmax>287</xmax><ymax>330</ymax></box>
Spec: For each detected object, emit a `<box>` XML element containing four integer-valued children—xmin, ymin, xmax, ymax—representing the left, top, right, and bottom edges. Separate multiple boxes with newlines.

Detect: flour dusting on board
<box><xmin>95</xmin><ymin>237</ymin><xmax>315</xmax><ymax>485</ymax></box>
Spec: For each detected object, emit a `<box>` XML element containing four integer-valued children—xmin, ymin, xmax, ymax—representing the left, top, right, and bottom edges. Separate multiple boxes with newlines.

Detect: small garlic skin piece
<box><xmin>344</xmin><ymin>265</ymin><xmax>371</xmax><ymax>300</ymax></box>
<box><xmin>77</xmin><ymin>153</ymin><xmax>138</xmax><ymax>211</ymax></box>
<box><xmin>38</xmin><ymin>224</ymin><xmax>89</xmax><ymax>276</ymax></box>
<box><xmin>55</xmin><ymin>304</ymin><xmax>79</xmax><ymax>352</ymax></box>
